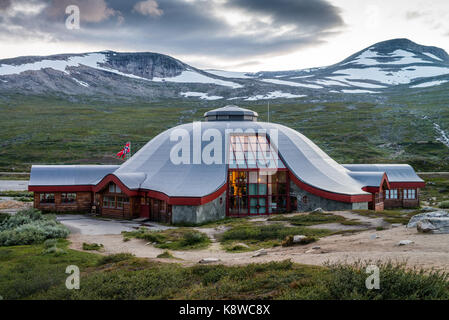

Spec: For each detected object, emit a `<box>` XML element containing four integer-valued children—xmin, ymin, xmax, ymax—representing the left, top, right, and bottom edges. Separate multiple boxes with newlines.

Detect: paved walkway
<box><xmin>57</xmin><ymin>214</ymin><xmax>173</xmax><ymax>235</ymax></box>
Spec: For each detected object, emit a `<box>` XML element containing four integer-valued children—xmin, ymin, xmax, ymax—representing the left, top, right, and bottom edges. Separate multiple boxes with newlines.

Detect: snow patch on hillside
<box><xmin>333</xmin><ymin>66</ymin><xmax>449</xmax><ymax>85</ymax></box>
<box><xmin>259</xmin><ymin>78</ymin><xmax>322</xmax><ymax>89</ymax></box>
<box><xmin>410</xmin><ymin>80</ymin><xmax>448</xmax><ymax>88</ymax></box>
<box><xmin>71</xmin><ymin>78</ymin><xmax>89</xmax><ymax>87</ymax></box>
<box><xmin>341</xmin><ymin>89</ymin><xmax>378</xmax><ymax>94</ymax></box>
<box><xmin>347</xmin><ymin>49</ymin><xmax>431</xmax><ymax>66</ymax></box>
<box><xmin>423</xmin><ymin>52</ymin><xmax>443</xmax><ymax>61</ymax></box>
<box><xmin>244</xmin><ymin>91</ymin><xmax>306</xmax><ymax>101</ymax></box>
<box><xmin>205</xmin><ymin>69</ymin><xmax>253</xmax><ymax>79</ymax></box>
<box><xmin>180</xmin><ymin>91</ymin><xmax>223</xmax><ymax>100</ymax></box>
<box><xmin>153</xmin><ymin>70</ymin><xmax>243</xmax><ymax>88</ymax></box>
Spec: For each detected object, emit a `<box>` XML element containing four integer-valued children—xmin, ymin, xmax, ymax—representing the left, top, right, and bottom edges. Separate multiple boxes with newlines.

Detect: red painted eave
<box><xmin>289</xmin><ymin>172</ymin><xmax>372</xmax><ymax>203</ymax></box>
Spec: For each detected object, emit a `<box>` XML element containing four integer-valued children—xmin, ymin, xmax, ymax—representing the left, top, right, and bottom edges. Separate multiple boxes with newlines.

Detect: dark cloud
<box><xmin>0</xmin><ymin>0</ymin><xmax>344</xmax><ymax>66</ymax></box>
<box><xmin>0</xmin><ymin>0</ymin><xmax>11</xmax><ymax>10</ymax></box>
<box><xmin>226</xmin><ymin>0</ymin><xmax>343</xmax><ymax>31</ymax></box>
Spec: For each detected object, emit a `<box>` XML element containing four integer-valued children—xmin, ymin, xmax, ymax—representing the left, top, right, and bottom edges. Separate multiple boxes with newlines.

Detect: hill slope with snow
<box><xmin>1</xmin><ymin>38</ymin><xmax>449</xmax><ymax>101</ymax></box>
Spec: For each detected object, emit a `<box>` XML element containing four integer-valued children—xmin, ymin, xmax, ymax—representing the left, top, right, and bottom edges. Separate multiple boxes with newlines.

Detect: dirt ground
<box><xmin>68</xmin><ymin>224</ymin><xmax>449</xmax><ymax>272</ymax></box>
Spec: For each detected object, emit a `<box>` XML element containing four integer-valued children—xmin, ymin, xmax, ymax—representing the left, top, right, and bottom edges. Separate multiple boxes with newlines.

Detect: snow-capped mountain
<box><xmin>1</xmin><ymin>38</ymin><xmax>449</xmax><ymax>102</ymax></box>
<box><xmin>247</xmin><ymin>38</ymin><xmax>449</xmax><ymax>94</ymax></box>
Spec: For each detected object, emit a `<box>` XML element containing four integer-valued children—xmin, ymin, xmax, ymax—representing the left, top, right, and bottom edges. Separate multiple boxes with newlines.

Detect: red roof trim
<box><xmin>31</xmin><ymin>174</ymin><xmax>228</xmax><ymax>206</ymax></box>
<box><xmin>362</xmin><ymin>173</ymin><xmax>391</xmax><ymax>194</ymax></box>
<box><xmin>28</xmin><ymin>185</ymin><xmax>93</xmax><ymax>192</ymax></box>
<box><xmin>289</xmin><ymin>172</ymin><xmax>372</xmax><ymax>203</ymax></box>
<box><xmin>389</xmin><ymin>181</ymin><xmax>426</xmax><ymax>188</ymax></box>
<box><xmin>92</xmin><ymin>174</ymin><xmax>140</xmax><ymax>196</ymax></box>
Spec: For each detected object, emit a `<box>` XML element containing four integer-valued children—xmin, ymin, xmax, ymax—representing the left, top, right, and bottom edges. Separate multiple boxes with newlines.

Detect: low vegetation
<box><xmin>122</xmin><ymin>228</ymin><xmax>210</xmax><ymax>250</ymax></box>
<box><xmin>352</xmin><ymin>209</ymin><xmax>423</xmax><ymax>225</ymax></box>
<box><xmin>1</xmin><ymin>96</ymin><xmax>449</xmax><ymax>173</ymax></box>
<box><xmin>219</xmin><ymin>223</ymin><xmax>333</xmax><ymax>251</ymax></box>
<box><xmin>269</xmin><ymin>212</ymin><xmax>346</xmax><ymax>226</ymax></box>
<box><xmin>157</xmin><ymin>250</ymin><xmax>175</xmax><ymax>259</ymax></box>
<box><xmin>421</xmin><ymin>176</ymin><xmax>449</xmax><ymax>206</ymax></box>
<box><xmin>0</xmin><ymin>209</ymin><xmax>69</xmax><ymax>246</ymax></box>
<box><xmin>1</xmin><ymin>239</ymin><xmax>448</xmax><ymax>300</ymax></box>
<box><xmin>439</xmin><ymin>201</ymin><xmax>449</xmax><ymax>209</ymax></box>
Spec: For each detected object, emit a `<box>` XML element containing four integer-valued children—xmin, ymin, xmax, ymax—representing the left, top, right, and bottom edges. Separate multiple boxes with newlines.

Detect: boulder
<box><xmin>199</xmin><ymin>258</ymin><xmax>220</xmax><ymax>264</ymax></box>
<box><xmin>417</xmin><ymin>218</ymin><xmax>449</xmax><ymax>234</ymax></box>
<box><xmin>407</xmin><ymin>210</ymin><xmax>449</xmax><ymax>228</ymax></box>
<box><xmin>398</xmin><ymin>240</ymin><xmax>414</xmax><ymax>246</ymax></box>
<box><xmin>312</xmin><ymin>208</ymin><xmax>325</xmax><ymax>213</ymax></box>
<box><xmin>252</xmin><ymin>249</ymin><xmax>267</xmax><ymax>257</ymax></box>
<box><xmin>293</xmin><ymin>235</ymin><xmax>307</xmax><ymax>243</ymax></box>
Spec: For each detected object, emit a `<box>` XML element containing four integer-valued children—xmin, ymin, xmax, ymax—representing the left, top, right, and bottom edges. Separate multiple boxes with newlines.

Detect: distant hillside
<box><xmin>1</xmin><ymin>38</ymin><xmax>449</xmax><ymax>102</ymax></box>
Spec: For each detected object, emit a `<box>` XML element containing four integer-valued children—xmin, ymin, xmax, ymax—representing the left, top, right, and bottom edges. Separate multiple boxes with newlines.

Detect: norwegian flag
<box><xmin>116</xmin><ymin>142</ymin><xmax>131</xmax><ymax>159</ymax></box>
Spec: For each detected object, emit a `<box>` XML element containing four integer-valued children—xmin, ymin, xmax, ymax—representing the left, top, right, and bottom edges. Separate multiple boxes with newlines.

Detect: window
<box><xmin>103</xmin><ymin>196</ymin><xmax>115</xmax><ymax>208</ymax></box>
<box><xmin>108</xmin><ymin>183</ymin><xmax>122</xmax><ymax>193</ymax></box>
<box><xmin>385</xmin><ymin>189</ymin><xmax>398</xmax><ymax>200</ymax></box>
<box><xmin>39</xmin><ymin>193</ymin><xmax>55</xmax><ymax>204</ymax></box>
<box><xmin>404</xmin><ymin>189</ymin><xmax>416</xmax><ymax>200</ymax></box>
<box><xmin>61</xmin><ymin>193</ymin><xmax>76</xmax><ymax>203</ymax></box>
<box><xmin>116</xmin><ymin>196</ymin><xmax>129</xmax><ymax>209</ymax></box>
<box><xmin>105</xmin><ymin>196</ymin><xmax>128</xmax><ymax>209</ymax></box>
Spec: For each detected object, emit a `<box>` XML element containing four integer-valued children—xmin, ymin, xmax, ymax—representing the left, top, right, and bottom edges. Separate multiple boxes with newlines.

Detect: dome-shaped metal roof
<box><xmin>204</xmin><ymin>105</ymin><xmax>258</xmax><ymax>121</ymax></box>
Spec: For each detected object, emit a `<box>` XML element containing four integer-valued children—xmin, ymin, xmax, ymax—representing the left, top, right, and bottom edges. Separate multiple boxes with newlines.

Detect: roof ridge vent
<box><xmin>204</xmin><ymin>105</ymin><xmax>258</xmax><ymax>122</ymax></box>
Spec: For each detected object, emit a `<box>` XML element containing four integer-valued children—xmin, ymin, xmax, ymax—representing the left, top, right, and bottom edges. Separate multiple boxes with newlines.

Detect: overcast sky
<box><xmin>0</xmin><ymin>0</ymin><xmax>449</xmax><ymax>71</ymax></box>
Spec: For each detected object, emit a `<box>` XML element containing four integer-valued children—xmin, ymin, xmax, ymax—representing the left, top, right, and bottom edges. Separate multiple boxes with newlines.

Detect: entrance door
<box><xmin>140</xmin><ymin>204</ymin><xmax>150</xmax><ymax>218</ymax></box>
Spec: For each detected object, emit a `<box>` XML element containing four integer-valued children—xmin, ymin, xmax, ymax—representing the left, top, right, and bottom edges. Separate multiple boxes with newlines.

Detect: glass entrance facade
<box><xmin>227</xmin><ymin>134</ymin><xmax>289</xmax><ymax>216</ymax></box>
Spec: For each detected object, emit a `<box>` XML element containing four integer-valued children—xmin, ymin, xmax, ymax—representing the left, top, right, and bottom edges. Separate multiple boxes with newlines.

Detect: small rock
<box><xmin>199</xmin><ymin>258</ymin><xmax>220</xmax><ymax>264</ymax></box>
<box><xmin>391</xmin><ymin>223</ymin><xmax>402</xmax><ymax>228</ymax></box>
<box><xmin>311</xmin><ymin>246</ymin><xmax>321</xmax><ymax>250</ymax></box>
<box><xmin>293</xmin><ymin>235</ymin><xmax>307</xmax><ymax>243</ymax></box>
<box><xmin>370</xmin><ymin>234</ymin><xmax>380</xmax><ymax>240</ymax></box>
<box><xmin>312</xmin><ymin>208</ymin><xmax>325</xmax><ymax>213</ymax></box>
<box><xmin>234</xmin><ymin>242</ymin><xmax>250</xmax><ymax>249</ymax></box>
<box><xmin>305</xmin><ymin>249</ymin><xmax>316</xmax><ymax>254</ymax></box>
<box><xmin>145</xmin><ymin>242</ymin><xmax>151</xmax><ymax>246</ymax></box>
<box><xmin>398</xmin><ymin>240</ymin><xmax>414</xmax><ymax>246</ymax></box>
<box><xmin>252</xmin><ymin>249</ymin><xmax>267</xmax><ymax>257</ymax></box>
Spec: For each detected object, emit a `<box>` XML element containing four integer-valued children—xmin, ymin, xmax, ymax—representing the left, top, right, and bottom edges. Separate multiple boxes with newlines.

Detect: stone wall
<box><xmin>289</xmin><ymin>181</ymin><xmax>368</xmax><ymax>211</ymax></box>
<box><xmin>172</xmin><ymin>191</ymin><xmax>226</xmax><ymax>225</ymax></box>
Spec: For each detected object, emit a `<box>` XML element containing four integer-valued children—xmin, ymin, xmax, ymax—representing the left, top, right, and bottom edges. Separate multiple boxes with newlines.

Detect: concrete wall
<box><xmin>172</xmin><ymin>191</ymin><xmax>226</xmax><ymax>224</ymax></box>
<box><xmin>289</xmin><ymin>181</ymin><xmax>368</xmax><ymax>212</ymax></box>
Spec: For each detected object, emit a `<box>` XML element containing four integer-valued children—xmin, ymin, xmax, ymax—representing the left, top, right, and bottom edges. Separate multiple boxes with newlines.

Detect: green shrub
<box><xmin>439</xmin><ymin>201</ymin><xmax>449</xmax><ymax>209</ymax></box>
<box><xmin>82</xmin><ymin>243</ymin><xmax>104</xmax><ymax>251</ymax></box>
<box><xmin>97</xmin><ymin>253</ymin><xmax>135</xmax><ymax>266</ymax></box>
<box><xmin>42</xmin><ymin>246</ymin><xmax>67</xmax><ymax>256</ymax></box>
<box><xmin>43</xmin><ymin>239</ymin><xmax>58</xmax><ymax>249</ymax></box>
<box><xmin>0</xmin><ymin>209</ymin><xmax>69</xmax><ymax>246</ymax></box>
<box><xmin>318</xmin><ymin>261</ymin><xmax>449</xmax><ymax>300</ymax></box>
<box><xmin>156</xmin><ymin>251</ymin><xmax>174</xmax><ymax>259</ymax></box>
<box><xmin>182</xmin><ymin>231</ymin><xmax>208</xmax><ymax>246</ymax></box>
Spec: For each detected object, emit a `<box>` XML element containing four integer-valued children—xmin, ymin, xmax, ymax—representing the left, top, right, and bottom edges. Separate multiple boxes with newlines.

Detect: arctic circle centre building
<box><xmin>29</xmin><ymin>105</ymin><xmax>425</xmax><ymax>224</ymax></box>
